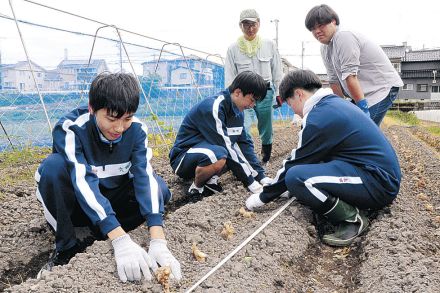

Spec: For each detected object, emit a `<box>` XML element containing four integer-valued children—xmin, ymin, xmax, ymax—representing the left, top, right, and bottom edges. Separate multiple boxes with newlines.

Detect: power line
<box><xmin>23</xmin><ymin>0</ymin><xmax>223</xmax><ymax>59</ymax></box>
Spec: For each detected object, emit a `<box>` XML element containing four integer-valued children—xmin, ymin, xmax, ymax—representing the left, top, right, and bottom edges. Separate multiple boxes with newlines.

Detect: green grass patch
<box><xmin>387</xmin><ymin>110</ymin><xmax>420</xmax><ymax>126</ymax></box>
<box><xmin>0</xmin><ymin>146</ymin><xmax>51</xmax><ymax>189</ymax></box>
<box><xmin>426</xmin><ymin>126</ymin><xmax>440</xmax><ymax>136</ymax></box>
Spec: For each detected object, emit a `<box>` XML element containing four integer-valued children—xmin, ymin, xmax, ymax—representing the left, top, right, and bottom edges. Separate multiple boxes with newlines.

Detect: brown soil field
<box><xmin>0</xmin><ymin>120</ymin><xmax>439</xmax><ymax>292</ymax></box>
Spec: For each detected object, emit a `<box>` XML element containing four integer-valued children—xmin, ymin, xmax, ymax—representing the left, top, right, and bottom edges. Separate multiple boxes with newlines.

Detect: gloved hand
<box><xmin>246</xmin><ymin>193</ymin><xmax>265</xmax><ymax>210</ymax></box>
<box><xmin>356</xmin><ymin>99</ymin><xmax>370</xmax><ymax>117</ymax></box>
<box><xmin>273</xmin><ymin>95</ymin><xmax>283</xmax><ymax>109</ymax></box>
<box><xmin>148</xmin><ymin>239</ymin><xmax>182</xmax><ymax>281</ymax></box>
<box><xmin>111</xmin><ymin>234</ymin><xmax>154</xmax><ymax>282</ymax></box>
<box><xmin>260</xmin><ymin>177</ymin><xmax>273</xmax><ymax>186</ymax></box>
<box><xmin>248</xmin><ymin>181</ymin><xmax>263</xmax><ymax>194</ymax></box>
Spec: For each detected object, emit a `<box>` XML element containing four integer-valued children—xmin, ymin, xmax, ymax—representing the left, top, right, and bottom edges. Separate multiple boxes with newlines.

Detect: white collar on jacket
<box><xmin>303</xmin><ymin>88</ymin><xmax>334</xmax><ymax>116</ymax></box>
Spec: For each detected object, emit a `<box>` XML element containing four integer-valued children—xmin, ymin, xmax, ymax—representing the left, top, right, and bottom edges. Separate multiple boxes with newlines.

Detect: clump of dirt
<box><xmin>1</xmin><ymin>122</ymin><xmax>440</xmax><ymax>292</ymax></box>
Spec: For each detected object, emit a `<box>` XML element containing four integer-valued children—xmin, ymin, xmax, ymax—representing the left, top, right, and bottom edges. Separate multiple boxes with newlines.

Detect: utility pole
<box><xmin>0</xmin><ymin>48</ymin><xmax>2</xmax><ymax>90</ymax></box>
<box><xmin>301</xmin><ymin>41</ymin><xmax>305</xmax><ymax>69</ymax></box>
<box><xmin>119</xmin><ymin>41</ymin><xmax>123</xmax><ymax>72</ymax></box>
<box><xmin>0</xmin><ymin>38</ymin><xmax>4</xmax><ymax>90</ymax></box>
<box><xmin>271</xmin><ymin>19</ymin><xmax>279</xmax><ymax>49</ymax></box>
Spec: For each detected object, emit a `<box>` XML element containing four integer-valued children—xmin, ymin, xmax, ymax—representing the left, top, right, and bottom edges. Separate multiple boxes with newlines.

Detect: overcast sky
<box><xmin>0</xmin><ymin>0</ymin><xmax>438</xmax><ymax>73</ymax></box>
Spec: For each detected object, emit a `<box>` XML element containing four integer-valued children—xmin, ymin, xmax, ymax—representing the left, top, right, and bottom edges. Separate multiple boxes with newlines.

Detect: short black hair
<box><xmin>305</xmin><ymin>4</ymin><xmax>339</xmax><ymax>31</ymax></box>
<box><xmin>228</xmin><ymin>71</ymin><xmax>267</xmax><ymax>101</ymax></box>
<box><xmin>279</xmin><ymin>70</ymin><xmax>322</xmax><ymax>102</ymax></box>
<box><xmin>89</xmin><ymin>72</ymin><xmax>140</xmax><ymax>118</ymax></box>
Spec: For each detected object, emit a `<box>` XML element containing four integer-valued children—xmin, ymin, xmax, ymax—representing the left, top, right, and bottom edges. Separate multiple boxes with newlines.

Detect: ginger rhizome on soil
<box><xmin>221</xmin><ymin>221</ymin><xmax>235</xmax><ymax>240</ymax></box>
<box><xmin>191</xmin><ymin>242</ymin><xmax>207</xmax><ymax>262</ymax></box>
<box><xmin>155</xmin><ymin>266</ymin><xmax>171</xmax><ymax>293</ymax></box>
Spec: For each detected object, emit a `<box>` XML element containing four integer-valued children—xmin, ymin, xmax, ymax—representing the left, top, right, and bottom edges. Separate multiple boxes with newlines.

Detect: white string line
<box><xmin>185</xmin><ymin>197</ymin><xmax>296</xmax><ymax>293</ymax></box>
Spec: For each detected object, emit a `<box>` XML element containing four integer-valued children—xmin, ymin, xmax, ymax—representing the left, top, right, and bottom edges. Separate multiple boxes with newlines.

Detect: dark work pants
<box><xmin>35</xmin><ymin>153</ymin><xmax>171</xmax><ymax>252</ymax></box>
<box><xmin>284</xmin><ymin>160</ymin><xmax>395</xmax><ymax>213</ymax></box>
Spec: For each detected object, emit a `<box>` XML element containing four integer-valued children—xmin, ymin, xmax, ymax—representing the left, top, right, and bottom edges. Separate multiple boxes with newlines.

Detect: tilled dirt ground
<box><xmin>1</xmin><ymin>121</ymin><xmax>439</xmax><ymax>292</ymax></box>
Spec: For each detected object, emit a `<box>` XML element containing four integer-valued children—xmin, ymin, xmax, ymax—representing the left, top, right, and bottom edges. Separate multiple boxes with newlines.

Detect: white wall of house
<box><xmin>170</xmin><ymin>67</ymin><xmax>192</xmax><ymax>85</ymax></box>
<box><xmin>2</xmin><ymin>64</ymin><xmax>45</xmax><ymax>91</ymax></box>
<box><xmin>143</xmin><ymin>62</ymin><xmax>168</xmax><ymax>85</ymax></box>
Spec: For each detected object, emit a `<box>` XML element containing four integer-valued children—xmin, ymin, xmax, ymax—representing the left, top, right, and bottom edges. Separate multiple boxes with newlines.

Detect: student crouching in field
<box><xmin>35</xmin><ymin>72</ymin><xmax>181</xmax><ymax>282</ymax></box>
<box><xmin>246</xmin><ymin>70</ymin><xmax>401</xmax><ymax>246</ymax></box>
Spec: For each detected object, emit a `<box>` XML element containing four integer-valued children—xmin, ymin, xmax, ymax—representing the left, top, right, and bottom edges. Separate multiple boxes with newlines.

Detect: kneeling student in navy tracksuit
<box><xmin>170</xmin><ymin>71</ymin><xmax>273</xmax><ymax>197</ymax></box>
<box><xmin>35</xmin><ymin>73</ymin><xmax>181</xmax><ymax>282</ymax></box>
<box><xmin>246</xmin><ymin>69</ymin><xmax>401</xmax><ymax>246</ymax></box>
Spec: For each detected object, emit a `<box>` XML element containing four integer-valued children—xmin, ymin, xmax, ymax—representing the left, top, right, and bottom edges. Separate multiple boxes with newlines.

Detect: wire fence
<box><xmin>0</xmin><ymin>0</ymin><xmax>294</xmax><ymax>152</ymax></box>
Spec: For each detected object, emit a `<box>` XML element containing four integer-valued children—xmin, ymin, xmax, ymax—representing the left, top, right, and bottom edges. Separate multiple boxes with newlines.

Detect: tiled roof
<box><xmin>381</xmin><ymin>45</ymin><xmax>408</xmax><ymax>59</ymax></box>
<box><xmin>57</xmin><ymin>59</ymin><xmax>106</xmax><ymax>69</ymax></box>
<box><xmin>142</xmin><ymin>55</ymin><xmax>223</xmax><ymax>67</ymax></box>
<box><xmin>404</xmin><ymin>49</ymin><xmax>440</xmax><ymax>61</ymax></box>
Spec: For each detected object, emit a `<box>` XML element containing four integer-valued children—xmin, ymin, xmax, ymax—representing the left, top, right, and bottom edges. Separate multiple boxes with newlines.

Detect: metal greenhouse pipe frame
<box><xmin>9</xmin><ymin>0</ymin><xmax>53</xmax><ymax>133</ymax></box>
<box><xmin>84</xmin><ymin>25</ymin><xmax>170</xmax><ymax>151</ymax></box>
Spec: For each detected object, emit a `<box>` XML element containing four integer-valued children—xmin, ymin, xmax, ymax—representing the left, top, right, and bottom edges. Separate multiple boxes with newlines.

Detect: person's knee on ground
<box><xmin>189</xmin><ymin>159</ymin><xmax>226</xmax><ymax>195</ymax></box>
<box><xmin>194</xmin><ymin>159</ymin><xmax>226</xmax><ymax>186</ymax></box>
<box><xmin>37</xmin><ymin>153</ymin><xmax>80</xmax><ymax>251</ymax></box>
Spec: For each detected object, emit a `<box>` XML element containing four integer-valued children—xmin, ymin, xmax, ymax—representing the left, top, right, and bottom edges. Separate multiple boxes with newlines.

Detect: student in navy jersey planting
<box><xmin>246</xmin><ymin>69</ymin><xmax>401</xmax><ymax>246</ymax></box>
<box><xmin>170</xmin><ymin>71</ymin><xmax>273</xmax><ymax>197</ymax></box>
<box><xmin>35</xmin><ymin>72</ymin><xmax>181</xmax><ymax>282</ymax></box>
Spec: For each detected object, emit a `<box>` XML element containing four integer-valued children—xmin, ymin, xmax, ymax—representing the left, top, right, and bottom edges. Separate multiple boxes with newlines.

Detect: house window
<box><xmin>417</xmin><ymin>84</ymin><xmax>428</xmax><ymax>92</ymax></box>
<box><xmin>392</xmin><ymin>63</ymin><xmax>401</xmax><ymax>73</ymax></box>
<box><xmin>402</xmin><ymin>84</ymin><xmax>413</xmax><ymax>91</ymax></box>
<box><xmin>432</xmin><ymin>86</ymin><xmax>440</xmax><ymax>93</ymax></box>
<box><xmin>180</xmin><ymin>73</ymin><xmax>187</xmax><ymax>79</ymax></box>
<box><xmin>19</xmin><ymin>83</ymin><xmax>25</xmax><ymax>90</ymax></box>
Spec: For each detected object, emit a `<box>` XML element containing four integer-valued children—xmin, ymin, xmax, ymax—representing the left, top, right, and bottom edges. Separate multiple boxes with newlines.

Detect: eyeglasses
<box><xmin>241</xmin><ymin>21</ymin><xmax>258</xmax><ymax>29</ymax></box>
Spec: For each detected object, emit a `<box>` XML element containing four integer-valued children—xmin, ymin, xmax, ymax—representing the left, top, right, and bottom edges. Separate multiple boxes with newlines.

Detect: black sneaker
<box><xmin>186</xmin><ymin>183</ymin><xmax>204</xmax><ymax>197</ymax></box>
<box><xmin>37</xmin><ymin>242</ymin><xmax>84</xmax><ymax>279</ymax></box>
<box><xmin>205</xmin><ymin>182</ymin><xmax>223</xmax><ymax>193</ymax></box>
<box><xmin>204</xmin><ymin>176</ymin><xmax>223</xmax><ymax>193</ymax></box>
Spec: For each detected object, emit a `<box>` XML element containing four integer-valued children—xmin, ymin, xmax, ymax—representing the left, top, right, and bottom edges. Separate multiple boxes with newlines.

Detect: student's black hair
<box><xmin>279</xmin><ymin>70</ymin><xmax>322</xmax><ymax>102</ymax></box>
<box><xmin>305</xmin><ymin>4</ymin><xmax>340</xmax><ymax>31</ymax></box>
<box><xmin>228</xmin><ymin>71</ymin><xmax>267</xmax><ymax>101</ymax></box>
<box><xmin>89</xmin><ymin>72</ymin><xmax>140</xmax><ymax>118</ymax></box>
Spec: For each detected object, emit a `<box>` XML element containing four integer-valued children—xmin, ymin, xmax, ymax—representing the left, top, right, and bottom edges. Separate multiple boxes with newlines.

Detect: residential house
<box><xmin>399</xmin><ymin>49</ymin><xmax>440</xmax><ymax>101</ymax></box>
<box><xmin>381</xmin><ymin>42</ymin><xmax>410</xmax><ymax>73</ymax></box>
<box><xmin>56</xmin><ymin>59</ymin><xmax>108</xmax><ymax>90</ymax></box>
<box><xmin>43</xmin><ymin>69</ymin><xmax>63</xmax><ymax>92</ymax></box>
<box><xmin>142</xmin><ymin>55</ymin><xmax>224</xmax><ymax>88</ymax></box>
<box><xmin>1</xmin><ymin>61</ymin><xmax>45</xmax><ymax>91</ymax></box>
<box><xmin>382</xmin><ymin>44</ymin><xmax>440</xmax><ymax>101</ymax></box>
<box><xmin>316</xmin><ymin>73</ymin><xmax>330</xmax><ymax>88</ymax></box>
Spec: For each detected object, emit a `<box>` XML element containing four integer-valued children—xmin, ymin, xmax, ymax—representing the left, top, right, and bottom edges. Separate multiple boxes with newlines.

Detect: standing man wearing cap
<box><xmin>305</xmin><ymin>4</ymin><xmax>403</xmax><ymax>126</ymax></box>
<box><xmin>225</xmin><ymin>9</ymin><xmax>283</xmax><ymax>164</ymax></box>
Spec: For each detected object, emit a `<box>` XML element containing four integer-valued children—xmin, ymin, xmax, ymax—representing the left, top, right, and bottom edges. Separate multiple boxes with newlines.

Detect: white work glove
<box><xmin>259</xmin><ymin>177</ymin><xmax>273</xmax><ymax>186</ymax></box>
<box><xmin>246</xmin><ymin>193</ymin><xmax>265</xmax><ymax>210</ymax></box>
<box><xmin>248</xmin><ymin>181</ymin><xmax>263</xmax><ymax>194</ymax></box>
<box><xmin>111</xmin><ymin>234</ymin><xmax>154</xmax><ymax>282</ymax></box>
<box><xmin>148</xmin><ymin>239</ymin><xmax>182</xmax><ymax>281</ymax></box>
